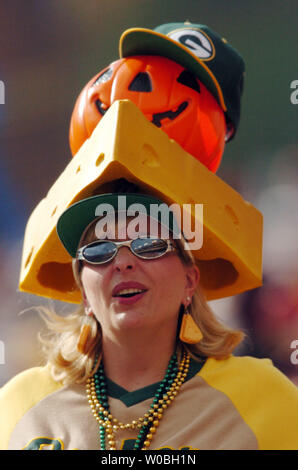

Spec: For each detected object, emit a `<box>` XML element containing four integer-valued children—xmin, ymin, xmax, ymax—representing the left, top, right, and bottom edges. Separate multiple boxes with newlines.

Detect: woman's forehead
<box><xmin>81</xmin><ymin>213</ymin><xmax>173</xmax><ymax>244</ymax></box>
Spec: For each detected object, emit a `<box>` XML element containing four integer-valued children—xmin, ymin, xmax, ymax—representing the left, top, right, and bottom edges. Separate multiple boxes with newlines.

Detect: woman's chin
<box><xmin>112</xmin><ymin>310</ymin><xmax>149</xmax><ymax>330</ymax></box>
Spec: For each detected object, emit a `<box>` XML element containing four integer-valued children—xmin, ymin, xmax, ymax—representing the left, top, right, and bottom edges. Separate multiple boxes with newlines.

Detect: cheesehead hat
<box><xmin>19</xmin><ymin>100</ymin><xmax>262</xmax><ymax>303</ymax></box>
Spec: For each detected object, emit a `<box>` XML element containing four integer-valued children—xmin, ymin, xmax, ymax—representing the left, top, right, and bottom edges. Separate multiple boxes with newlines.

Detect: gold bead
<box><xmin>143</xmin><ymin>440</ymin><xmax>151</xmax><ymax>447</ymax></box>
<box><xmin>149</xmin><ymin>427</ymin><xmax>156</xmax><ymax>433</ymax></box>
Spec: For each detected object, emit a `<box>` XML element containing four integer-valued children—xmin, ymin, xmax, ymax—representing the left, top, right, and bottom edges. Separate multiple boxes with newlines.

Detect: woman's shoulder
<box><xmin>0</xmin><ymin>365</ymin><xmax>62</xmax><ymax>399</ymax></box>
<box><xmin>0</xmin><ymin>365</ymin><xmax>63</xmax><ymax>450</ymax></box>
<box><xmin>202</xmin><ymin>354</ymin><xmax>297</xmax><ymax>392</ymax></box>
<box><xmin>199</xmin><ymin>355</ymin><xmax>298</xmax><ymax>450</ymax></box>
<box><xmin>204</xmin><ymin>354</ymin><xmax>276</xmax><ymax>375</ymax></box>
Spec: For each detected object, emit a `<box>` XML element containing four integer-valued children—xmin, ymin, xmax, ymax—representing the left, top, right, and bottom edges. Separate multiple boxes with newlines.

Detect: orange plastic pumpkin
<box><xmin>69</xmin><ymin>56</ymin><xmax>226</xmax><ymax>172</ymax></box>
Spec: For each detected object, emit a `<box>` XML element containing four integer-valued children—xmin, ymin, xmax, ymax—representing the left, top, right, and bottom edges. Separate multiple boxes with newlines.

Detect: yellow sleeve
<box><xmin>0</xmin><ymin>366</ymin><xmax>62</xmax><ymax>450</ymax></box>
<box><xmin>200</xmin><ymin>355</ymin><xmax>298</xmax><ymax>450</ymax></box>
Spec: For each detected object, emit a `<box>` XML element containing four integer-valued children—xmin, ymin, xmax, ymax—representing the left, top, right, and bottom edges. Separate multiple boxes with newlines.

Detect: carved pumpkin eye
<box><xmin>177</xmin><ymin>70</ymin><xmax>200</xmax><ymax>93</ymax></box>
<box><xmin>93</xmin><ymin>68</ymin><xmax>113</xmax><ymax>86</ymax></box>
<box><xmin>129</xmin><ymin>72</ymin><xmax>152</xmax><ymax>92</ymax></box>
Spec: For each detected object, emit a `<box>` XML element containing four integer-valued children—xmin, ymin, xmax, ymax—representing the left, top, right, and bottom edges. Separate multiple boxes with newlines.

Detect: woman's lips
<box><xmin>111</xmin><ymin>281</ymin><xmax>148</xmax><ymax>305</ymax></box>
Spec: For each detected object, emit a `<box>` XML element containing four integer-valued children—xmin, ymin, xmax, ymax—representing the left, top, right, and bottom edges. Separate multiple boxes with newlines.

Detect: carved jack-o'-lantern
<box><xmin>69</xmin><ymin>56</ymin><xmax>227</xmax><ymax>172</ymax></box>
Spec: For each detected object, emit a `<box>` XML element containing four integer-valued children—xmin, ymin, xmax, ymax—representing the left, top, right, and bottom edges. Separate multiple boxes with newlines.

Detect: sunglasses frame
<box><xmin>76</xmin><ymin>238</ymin><xmax>177</xmax><ymax>265</ymax></box>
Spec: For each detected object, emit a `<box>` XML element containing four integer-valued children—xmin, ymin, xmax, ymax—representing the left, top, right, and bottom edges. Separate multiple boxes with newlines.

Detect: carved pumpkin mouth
<box><xmin>95</xmin><ymin>99</ymin><xmax>189</xmax><ymax>127</ymax></box>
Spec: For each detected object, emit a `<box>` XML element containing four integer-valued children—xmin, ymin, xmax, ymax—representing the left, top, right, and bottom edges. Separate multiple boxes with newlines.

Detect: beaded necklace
<box><xmin>86</xmin><ymin>351</ymin><xmax>190</xmax><ymax>450</ymax></box>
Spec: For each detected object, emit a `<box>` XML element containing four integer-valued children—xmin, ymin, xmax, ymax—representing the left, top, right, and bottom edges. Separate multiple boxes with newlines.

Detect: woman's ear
<box><xmin>184</xmin><ymin>265</ymin><xmax>200</xmax><ymax>302</ymax></box>
<box><xmin>81</xmin><ymin>287</ymin><xmax>90</xmax><ymax>309</ymax></box>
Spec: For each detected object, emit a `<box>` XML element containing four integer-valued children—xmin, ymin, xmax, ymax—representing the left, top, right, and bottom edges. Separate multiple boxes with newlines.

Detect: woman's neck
<box><xmin>101</xmin><ymin>329</ymin><xmax>177</xmax><ymax>391</ymax></box>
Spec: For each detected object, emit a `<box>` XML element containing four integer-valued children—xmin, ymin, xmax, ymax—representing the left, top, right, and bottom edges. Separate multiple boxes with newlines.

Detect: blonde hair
<box><xmin>37</xmin><ymin>228</ymin><xmax>244</xmax><ymax>386</ymax></box>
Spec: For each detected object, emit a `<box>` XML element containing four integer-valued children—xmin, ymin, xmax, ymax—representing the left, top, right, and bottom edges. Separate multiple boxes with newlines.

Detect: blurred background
<box><xmin>0</xmin><ymin>0</ymin><xmax>297</xmax><ymax>386</ymax></box>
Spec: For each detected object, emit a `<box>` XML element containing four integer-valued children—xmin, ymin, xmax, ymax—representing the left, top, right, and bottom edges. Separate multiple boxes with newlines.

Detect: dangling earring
<box><xmin>77</xmin><ymin>307</ymin><xmax>93</xmax><ymax>354</ymax></box>
<box><xmin>179</xmin><ymin>298</ymin><xmax>203</xmax><ymax>344</ymax></box>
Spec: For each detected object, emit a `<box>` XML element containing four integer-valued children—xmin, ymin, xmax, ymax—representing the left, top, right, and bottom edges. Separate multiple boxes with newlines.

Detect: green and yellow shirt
<box><xmin>0</xmin><ymin>355</ymin><xmax>297</xmax><ymax>450</ymax></box>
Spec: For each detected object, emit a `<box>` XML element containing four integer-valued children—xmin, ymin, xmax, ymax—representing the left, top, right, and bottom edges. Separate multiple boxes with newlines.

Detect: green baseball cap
<box><xmin>56</xmin><ymin>193</ymin><xmax>182</xmax><ymax>258</ymax></box>
<box><xmin>119</xmin><ymin>21</ymin><xmax>245</xmax><ymax>140</ymax></box>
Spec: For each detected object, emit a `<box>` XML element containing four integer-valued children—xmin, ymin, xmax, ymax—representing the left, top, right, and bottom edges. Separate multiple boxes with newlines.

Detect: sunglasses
<box><xmin>76</xmin><ymin>238</ymin><xmax>176</xmax><ymax>265</ymax></box>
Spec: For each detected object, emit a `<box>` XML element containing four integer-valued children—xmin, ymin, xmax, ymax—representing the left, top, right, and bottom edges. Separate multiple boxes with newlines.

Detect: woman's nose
<box><xmin>112</xmin><ymin>246</ymin><xmax>135</xmax><ymax>272</ymax></box>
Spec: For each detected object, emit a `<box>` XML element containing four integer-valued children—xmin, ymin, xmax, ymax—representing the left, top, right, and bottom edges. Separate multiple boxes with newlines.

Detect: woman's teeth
<box><xmin>115</xmin><ymin>288</ymin><xmax>145</xmax><ymax>297</ymax></box>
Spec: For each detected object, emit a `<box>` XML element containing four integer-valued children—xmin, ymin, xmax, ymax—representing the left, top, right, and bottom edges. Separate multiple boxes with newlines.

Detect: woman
<box><xmin>0</xmin><ymin>188</ymin><xmax>298</xmax><ymax>451</ymax></box>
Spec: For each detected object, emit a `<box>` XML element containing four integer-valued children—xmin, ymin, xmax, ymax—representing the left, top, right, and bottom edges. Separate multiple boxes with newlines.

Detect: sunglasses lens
<box><xmin>131</xmin><ymin>238</ymin><xmax>168</xmax><ymax>259</ymax></box>
<box><xmin>82</xmin><ymin>241</ymin><xmax>116</xmax><ymax>263</ymax></box>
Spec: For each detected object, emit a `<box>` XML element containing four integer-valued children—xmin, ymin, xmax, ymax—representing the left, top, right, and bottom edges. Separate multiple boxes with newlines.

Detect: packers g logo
<box><xmin>23</xmin><ymin>437</ymin><xmax>65</xmax><ymax>450</ymax></box>
<box><xmin>168</xmin><ymin>28</ymin><xmax>215</xmax><ymax>60</ymax></box>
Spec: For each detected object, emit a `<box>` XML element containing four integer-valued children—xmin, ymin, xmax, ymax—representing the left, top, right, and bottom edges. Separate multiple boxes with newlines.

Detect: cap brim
<box><xmin>119</xmin><ymin>27</ymin><xmax>227</xmax><ymax>112</ymax></box>
<box><xmin>57</xmin><ymin>193</ymin><xmax>181</xmax><ymax>258</ymax></box>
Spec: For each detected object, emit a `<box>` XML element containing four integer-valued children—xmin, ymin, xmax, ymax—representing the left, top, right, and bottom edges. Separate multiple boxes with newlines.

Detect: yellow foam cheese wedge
<box><xmin>19</xmin><ymin>99</ymin><xmax>262</xmax><ymax>303</ymax></box>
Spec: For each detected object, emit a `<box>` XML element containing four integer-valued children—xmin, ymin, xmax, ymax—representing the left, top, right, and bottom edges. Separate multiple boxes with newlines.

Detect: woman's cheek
<box><xmin>81</xmin><ymin>268</ymin><xmax>107</xmax><ymax>305</ymax></box>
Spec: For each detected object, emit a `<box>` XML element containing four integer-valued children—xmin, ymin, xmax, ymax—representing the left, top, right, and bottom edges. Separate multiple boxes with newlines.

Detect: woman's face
<box><xmin>79</xmin><ymin>216</ymin><xmax>199</xmax><ymax>337</ymax></box>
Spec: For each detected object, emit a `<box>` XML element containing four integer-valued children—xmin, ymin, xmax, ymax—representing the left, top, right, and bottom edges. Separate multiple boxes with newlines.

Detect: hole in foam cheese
<box><xmin>25</xmin><ymin>247</ymin><xmax>34</xmax><ymax>269</ymax></box>
<box><xmin>95</xmin><ymin>153</ymin><xmax>105</xmax><ymax>166</ymax></box>
<box><xmin>197</xmin><ymin>258</ymin><xmax>238</xmax><ymax>290</ymax></box>
<box><xmin>37</xmin><ymin>262</ymin><xmax>76</xmax><ymax>292</ymax></box>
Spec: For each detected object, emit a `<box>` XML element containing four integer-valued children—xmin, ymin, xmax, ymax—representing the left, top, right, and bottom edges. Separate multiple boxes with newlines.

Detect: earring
<box><xmin>179</xmin><ymin>303</ymin><xmax>203</xmax><ymax>344</ymax></box>
<box><xmin>77</xmin><ymin>308</ymin><xmax>93</xmax><ymax>354</ymax></box>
